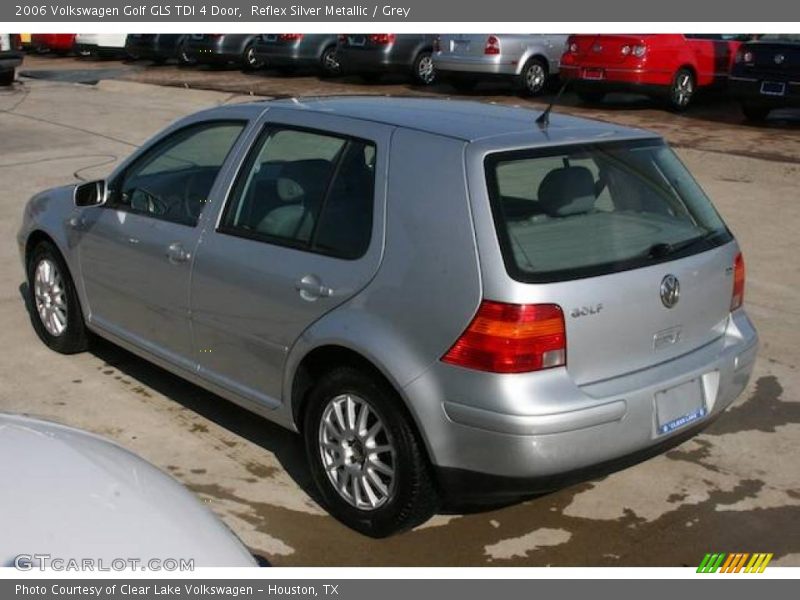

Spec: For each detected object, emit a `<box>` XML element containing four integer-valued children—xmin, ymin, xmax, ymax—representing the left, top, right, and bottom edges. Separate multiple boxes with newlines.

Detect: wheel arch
<box><xmin>517</xmin><ymin>51</ymin><xmax>549</xmax><ymax>75</ymax></box>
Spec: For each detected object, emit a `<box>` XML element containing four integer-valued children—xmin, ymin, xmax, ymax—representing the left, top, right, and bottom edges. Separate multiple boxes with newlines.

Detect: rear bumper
<box><xmin>561</xmin><ymin>64</ymin><xmax>673</xmax><ymax>94</ymax></box>
<box><xmin>404</xmin><ymin>309</ymin><xmax>758</xmax><ymax>498</ymax></box>
<box><xmin>434</xmin><ymin>54</ymin><xmax>520</xmax><ymax>76</ymax></box>
<box><xmin>338</xmin><ymin>48</ymin><xmax>409</xmax><ymax>72</ymax></box>
<box><xmin>729</xmin><ymin>75</ymin><xmax>800</xmax><ymax>108</ymax></box>
<box><xmin>254</xmin><ymin>46</ymin><xmax>319</xmax><ymax>68</ymax></box>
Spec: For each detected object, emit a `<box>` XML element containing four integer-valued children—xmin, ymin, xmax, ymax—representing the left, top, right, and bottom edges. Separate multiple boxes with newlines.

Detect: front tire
<box><xmin>26</xmin><ymin>241</ymin><xmax>89</xmax><ymax>354</ymax></box>
<box><xmin>303</xmin><ymin>367</ymin><xmax>439</xmax><ymax>537</ymax></box>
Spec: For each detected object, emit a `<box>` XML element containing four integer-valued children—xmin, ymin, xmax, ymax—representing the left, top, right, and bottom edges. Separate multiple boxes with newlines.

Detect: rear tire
<box><xmin>26</xmin><ymin>241</ymin><xmax>89</xmax><ymax>355</ymax></box>
<box><xmin>667</xmin><ymin>67</ymin><xmax>696</xmax><ymax>112</ymax></box>
<box><xmin>242</xmin><ymin>43</ymin><xmax>263</xmax><ymax>70</ymax></box>
<box><xmin>411</xmin><ymin>51</ymin><xmax>436</xmax><ymax>85</ymax></box>
<box><xmin>319</xmin><ymin>45</ymin><xmax>341</xmax><ymax>78</ymax></box>
<box><xmin>516</xmin><ymin>57</ymin><xmax>548</xmax><ymax>96</ymax></box>
<box><xmin>741</xmin><ymin>103</ymin><xmax>771</xmax><ymax>122</ymax></box>
<box><xmin>303</xmin><ymin>366</ymin><xmax>439</xmax><ymax>537</ymax></box>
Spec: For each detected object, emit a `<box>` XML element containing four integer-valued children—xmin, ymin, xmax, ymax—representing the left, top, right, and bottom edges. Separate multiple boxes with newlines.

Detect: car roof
<box><xmin>212</xmin><ymin>96</ymin><xmax>657</xmax><ymax>145</ymax></box>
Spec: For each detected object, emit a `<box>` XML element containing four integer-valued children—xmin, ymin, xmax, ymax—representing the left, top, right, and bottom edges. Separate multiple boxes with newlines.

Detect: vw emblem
<box><xmin>592</xmin><ymin>44</ymin><xmax>603</xmax><ymax>53</ymax></box>
<box><xmin>660</xmin><ymin>274</ymin><xmax>680</xmax><ymax>309</ymax></box>
<box><xmin>774</xmin><ymin>53</ymin><xmax>785</xmax><ymax>65</ymax></box>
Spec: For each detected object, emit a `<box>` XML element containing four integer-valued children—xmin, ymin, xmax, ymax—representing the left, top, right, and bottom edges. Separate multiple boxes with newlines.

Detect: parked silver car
<box><xmin>0</xmin><ymin>413</ymin><xmax>257</xmax><ymax>567</ymax></box>
<box><xmin>435</xmin><ymin>34</ymin><xmax>568</xmax><ymax>95</ymax></box>
<box><xmin>18</xmin><ymin>97</ymin><xmax>758</xmax><ymax>537</ymax></box>
<box><xmin>255</xmin><ymin>34</ymin><xmax>341</xmax><ymax>77</ymax></box>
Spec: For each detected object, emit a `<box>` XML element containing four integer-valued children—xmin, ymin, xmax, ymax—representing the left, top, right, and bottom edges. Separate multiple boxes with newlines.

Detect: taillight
<box><xmin>621</xmin><ymin>44</ymin><xmax>647</xmax><ymax>57</ymax></box>
<box><xmin>731</xmin><ymin>252</ymin><xmax>746</xmax><ymax>311</ymax></box>
<box><xmin>279</xmin><ymin>34</ymin><xmax>304</xmax><ymax>41</ymax></box>
<box><xmin>433</xmin><ymin>36</ymin><xmax>441</xmax><ymax>53</ymax></box>
<box><xmin>368</xmin><ymin>34</ymin><xmax>396</xmax><ymax>45</ymax></box>
<box><xmin>442</xmin><ymin>301</ymin><xmax>566</xmax><ymax>374</ymax></box>
<box><xmin>735</xmin><ymin>49</ymin><xmax>755</xmax><ymax>64</ymax></box>
<box><xmin>568</xmin><ymin>41</ymin><xmax>579</xmax><ymax>53</ymax></box>
<box><xmin>484</xmin><ymin>35</ymin><xmax>500</xmax><ymax>55</ymax></box>
<box><xmin>338</xmin><ymin>34</ymin><xmax>347</xmax><ymax>43</ymax></box>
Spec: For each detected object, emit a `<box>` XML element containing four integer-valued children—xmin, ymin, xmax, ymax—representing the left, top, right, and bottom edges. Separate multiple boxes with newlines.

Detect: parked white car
<box><xmin>75</xmin><ymin>33</ymin><xmax>128</xmax><ymax>58</ymax></box>
<box><xmin>0</xmin><ymin>413</ymin><xmax>257</xmax><ymax>568</ymax></box>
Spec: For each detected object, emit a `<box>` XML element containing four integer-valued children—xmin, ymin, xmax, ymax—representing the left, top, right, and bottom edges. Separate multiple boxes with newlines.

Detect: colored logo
<box><xmin>697</xmin><ymin>553</ymin><xmax>773</xmax><ymax>573</ymax></box>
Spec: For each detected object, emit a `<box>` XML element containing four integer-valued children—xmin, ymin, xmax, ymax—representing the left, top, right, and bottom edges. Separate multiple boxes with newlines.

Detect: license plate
<box><xmin>655</xmin><ymin>378</ymin><xmax>706</xmax><ymax>435</ymax></box>
<box><xmin>583</xmin><ymin>68</ymin><xmax>604</xmax><ymax>80</ymax></box>
<box><xmin>348</xmin><ymin>36</ymin><xmax>366</xmax><ymax>47</ymax></box>
<box><xmin>760</xmin><ymin>81</ymin><xmax>786</xmax><ymax>96</ymax></box>
<box><xmin>452</xmin><ymin>40</ymin><xmax>470</xmax><ymax>52</ymax></box>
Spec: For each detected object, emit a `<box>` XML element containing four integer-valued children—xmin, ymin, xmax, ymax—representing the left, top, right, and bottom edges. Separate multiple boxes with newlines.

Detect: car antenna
<box><xmin>536</xmin><ymin>80</ymin><xmax>570</xmax><ymax>130</ymax></box>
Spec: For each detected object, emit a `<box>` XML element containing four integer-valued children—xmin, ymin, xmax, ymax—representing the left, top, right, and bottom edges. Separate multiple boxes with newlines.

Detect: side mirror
<box><xmin>74</xmin><ymin>180</ymin><xmax>107</xmax><ymax>207</ymax></box>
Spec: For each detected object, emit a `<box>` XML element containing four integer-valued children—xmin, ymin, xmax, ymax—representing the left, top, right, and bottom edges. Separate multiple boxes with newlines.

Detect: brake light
<box><xmin>484</xmin><ymin>35</ymin><xmax>500</xmax><ymax>55</ymax></box>
<box><xmin>279</xmin><ymin>34</ymin><xmax>304</xmax><ymax>41</ymax></box>
<box><xmin>731</xmin><ymin>252</ymin><xmax>746</xmax><ymax>311</ymax></box>
<box><xmin>368</xmin><ymin>34</ymin><xmax>396</xmax><ymax>45</ymax></box>
<box><xmin>621</xmin><ymin>44</ymin><xmax>647</xmax><ymax>58</ymax></box>
<box><xmin>735</xmin><ymin>49</ymin><xmax>755</xmax><ymax>64</ymax></box>
<box><xmin>442</xmin><ymin>301</ymin><xmax>566</xmax><ymax>374</ymax></box>
<box><xmin>338</xmin><ymin>34</ymin><xmax>347</xmax><ymax>43</ymax></box>
<box><xmin>568</xmin><ymin>41</ymin><xmax>579</xmax><ymax>53</ymax></box>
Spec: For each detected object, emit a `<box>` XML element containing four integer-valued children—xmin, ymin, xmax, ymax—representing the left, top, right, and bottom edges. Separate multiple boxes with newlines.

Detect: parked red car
<box><xmin>560</xmin><ymin>34</ymin><xmax>752</xmax><ymax>111</ymax></box>
<box><xmin>31</xmin><ymin>34</ymin><xmax>76</xmax><ymax>55</ymax></box>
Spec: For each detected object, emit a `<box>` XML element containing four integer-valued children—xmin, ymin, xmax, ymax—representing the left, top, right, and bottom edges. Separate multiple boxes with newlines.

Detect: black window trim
<box><xmin>484</xmin><ymin>137</ymin><xmax>733</xmax><ymax>284</ymax></box>
<box><xmin>106</xmin><ymin>119</ymin><xmax>248</xmax><ymax>228</ymax></box>
<box><xmin>216</xmin><ymin>122</ymin><xmax>377</xmax><ymax>261</ymax></box>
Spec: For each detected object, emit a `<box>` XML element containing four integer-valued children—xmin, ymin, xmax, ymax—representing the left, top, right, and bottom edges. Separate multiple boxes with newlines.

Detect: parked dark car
<box><xmin>337</xmin><ymin>34</ymin><xmax>437</xmax><ymax>85</ymax></box>
<box><xmin>254</xmin><ymin>34</ymin><xmax>341</xmax><ymax>76</ymax></box>
<box><xmin>126</xmin><ymin>34</ymin><xmax>189</xmax><ymax>65</ymax></box>
<box><xmin>0</xmin><ymin>34</ymin><xmax>23</xmax><ymax>86</ymax></box>
<box><xmin>183</xmin><ymin>34</ymin><xmax>263</xmax><ymax>69</ymax></box>
<box><xmin>729</xmin><ymin>34</ymin><xmax>800</xmax><ymax>121</ymax></box>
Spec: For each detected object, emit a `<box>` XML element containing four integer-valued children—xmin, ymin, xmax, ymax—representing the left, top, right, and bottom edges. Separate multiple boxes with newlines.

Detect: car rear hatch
<box><xmin>569</xmin><ymin>34</ymin><xmax>649</xmax><ymax>66</ymax></box>
<box><xmin>472</xmin><ymin>137</ymin><xmax>739</xmax><ymax>386</ymax></box>
<box><xmin>440</xmin><ymin>35</ymin><xmax>491</xmax><ymax>57</ymax></box>
<box><xmin>749</xmin><ymin>39</ymin><xmax>800</xmax><ymax>79</ymax></box>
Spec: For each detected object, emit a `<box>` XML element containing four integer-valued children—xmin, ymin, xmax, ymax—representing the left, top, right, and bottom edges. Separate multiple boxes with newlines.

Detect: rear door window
<box><xmin>485</xmin><ymin>139</ymin><xmax>731</xmax><ymax>282</ymax></box>
<box><xmin>220</xmin><ymin>126</ymin><xmax>376</xmax><ymax>259</ymax></box>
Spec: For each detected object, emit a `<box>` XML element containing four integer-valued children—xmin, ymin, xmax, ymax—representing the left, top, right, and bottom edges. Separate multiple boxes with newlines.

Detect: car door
<box><xmin>190</xmin><ymin>109</ymin><xmax>391</xmax><ymax>408</ymax></box>
<box><xmin>76</xmin><ymin>120</ymin><xmax>248</xmax><ymax>369</ymax></box>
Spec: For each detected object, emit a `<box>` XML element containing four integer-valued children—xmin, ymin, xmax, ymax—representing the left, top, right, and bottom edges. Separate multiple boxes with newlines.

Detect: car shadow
<box><xmin>17</xmin><ymin>281</ymin><xmax>322</xmax><ymax>507</ymax></box>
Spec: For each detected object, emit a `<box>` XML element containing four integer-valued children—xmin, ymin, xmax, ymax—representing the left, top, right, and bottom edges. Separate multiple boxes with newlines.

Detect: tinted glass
<box><xmin>113</xmin><ymin>121</ymin><xmax>245</xmax><ymax>226</ymax></box>
<box><xmin>485</xmin><ymin>140</ymin><xmax>731</xmax><ymax>282</ymax></box>
<box><xmin>222</xmin><ymin>127</ymin><xmax>376</xmax><ymax>259</ymax></box>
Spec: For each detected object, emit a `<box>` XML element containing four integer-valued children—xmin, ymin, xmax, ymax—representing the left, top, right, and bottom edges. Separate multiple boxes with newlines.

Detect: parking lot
<box><xmin>1</xmin><ymin>53</ymin><xmax>799</xmax><ymax>566</ymax></box>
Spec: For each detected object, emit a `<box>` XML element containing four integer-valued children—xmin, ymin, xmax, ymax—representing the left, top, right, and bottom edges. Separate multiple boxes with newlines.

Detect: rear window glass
<box><xmin>485</xmin><ymin>139</ymin><xmax>731</xmax><ymax>282</ymax></box>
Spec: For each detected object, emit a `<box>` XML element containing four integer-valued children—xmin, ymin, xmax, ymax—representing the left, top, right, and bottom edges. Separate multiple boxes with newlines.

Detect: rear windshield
<box><xmin>485</xmin><ymin>139</ymin><xmax>731</xmax><ymax>283</ymax></box>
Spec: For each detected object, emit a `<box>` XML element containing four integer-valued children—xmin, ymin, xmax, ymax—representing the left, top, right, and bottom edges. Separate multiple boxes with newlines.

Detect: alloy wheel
<box><xmin>416</xmin><ymin>55</ymin><xmax>435</xmax><ymax>84</ymax></box>
<box><xmin>672</xmin><ymin>71</ymin><xmax>694</xmax><ymax>108</ymax></box>
<box><xmin>34</xmin><ymin>259</ymin><xmax>67</xmax><ymax>337</ymax></box>
<box><xmin>525</xmin><ymin>63</ymin><xmax>546</xmax><ymax>94</ymax></box>
<box><xmin>318</xmin><ymin>393</ymin><xmax>397</xmax><ymax>510</ymax></box>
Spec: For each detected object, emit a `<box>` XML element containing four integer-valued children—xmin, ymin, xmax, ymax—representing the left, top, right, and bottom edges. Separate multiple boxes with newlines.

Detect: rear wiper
<box><xmin>644</xmin><ymin>235</ymin><xmax>710</xmax><ymax>259</ymax></box>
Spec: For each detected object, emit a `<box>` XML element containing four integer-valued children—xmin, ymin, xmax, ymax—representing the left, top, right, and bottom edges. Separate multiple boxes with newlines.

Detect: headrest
<box><xmin>537</xmin><ymin>166</ymin><xmax>596</xmax><ymax>217</ymax></box>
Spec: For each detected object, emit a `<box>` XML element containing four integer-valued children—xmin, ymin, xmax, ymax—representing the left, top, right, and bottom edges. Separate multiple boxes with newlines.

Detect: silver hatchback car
<box><xmin>19</xmin><ymin>97</ymin><xmax>758</xmax><ymax>537</ymax></box>
<box><xmin>434</xmin><ymin>34</ymin><xmax>568</xmax><ymax>95</ymax></box>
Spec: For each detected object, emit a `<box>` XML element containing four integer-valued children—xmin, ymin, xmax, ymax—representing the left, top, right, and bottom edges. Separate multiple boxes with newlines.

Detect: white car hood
<box><xmin>0</xmin><ymin>413</ymin><xmax>256</xmax><ymax>567</ymax></box>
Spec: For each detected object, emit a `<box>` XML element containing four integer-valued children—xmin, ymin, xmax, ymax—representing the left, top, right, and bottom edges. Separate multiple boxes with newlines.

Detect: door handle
<box><xmin>295</xmin><ymin>274</ymin><xmax>333</xmax><ymax>301</ymax></box>
<box><xmin>166</xmin><ymin>242</ymin><xmax>191</xmax><ymax>264</ymax></box>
